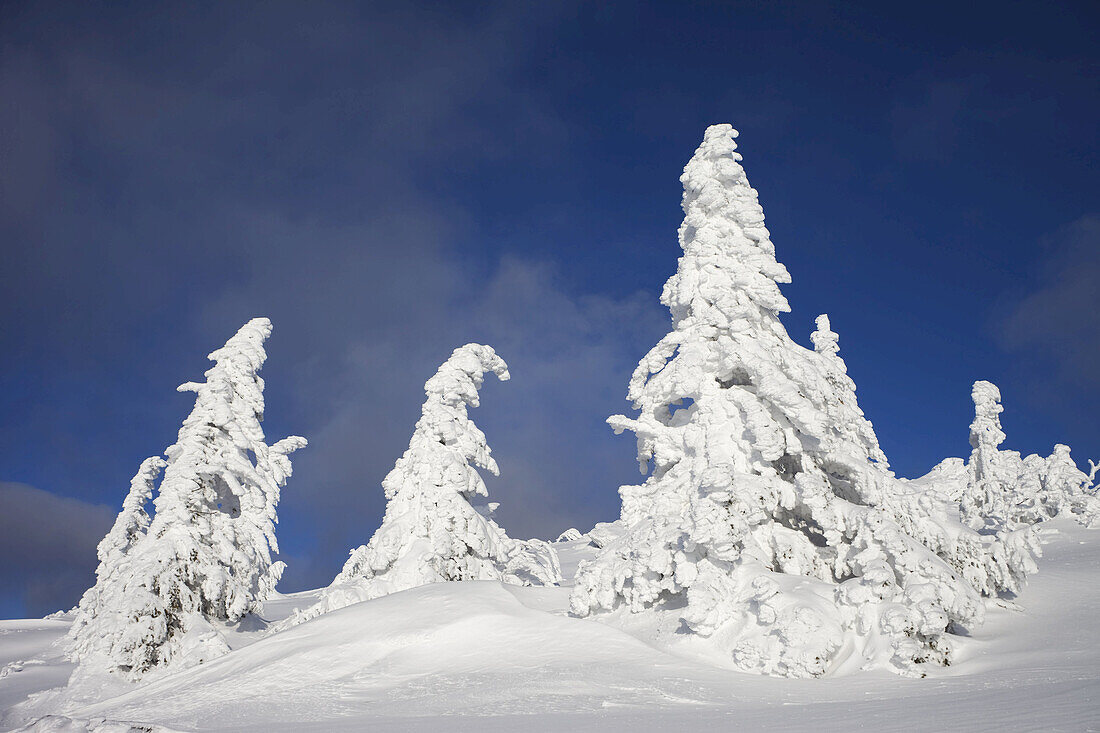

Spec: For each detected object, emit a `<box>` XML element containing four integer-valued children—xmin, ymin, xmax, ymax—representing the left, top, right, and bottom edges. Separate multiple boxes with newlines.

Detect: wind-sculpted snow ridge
<box><xmin>281</xmin><ymin>344</ymin><xmax>561</xmax><ymax>629</ymax></box>
<box><xmin>961</xmin><ymin>380</ymin><xmax>1099</xmax><ymax>531</ymax></box>
<box><xmin>65</xmin><ymin>318</ymin><xmax>306</xmax><ymax>680</ymax></box>
<box><xmin>569</xmin><ymin>124</ymin><xmax>1034</xmax><ymax>678</ymax></box>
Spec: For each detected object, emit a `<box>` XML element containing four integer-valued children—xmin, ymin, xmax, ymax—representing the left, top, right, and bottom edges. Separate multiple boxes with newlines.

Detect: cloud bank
<box><xmin>0</xmin><ymin>483</ymin><xmax>114</xmax><ymax>617</ymax></box>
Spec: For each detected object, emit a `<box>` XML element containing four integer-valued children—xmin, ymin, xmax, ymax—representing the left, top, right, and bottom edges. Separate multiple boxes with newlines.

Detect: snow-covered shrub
<box><xmin>569</xmin><ymin>124</ymin><xmax>1006</xmax><ymax>677</ymax></box>
<box><xmin>961</xmin><ymin>381</ymin><xmax>1099</xmax><ymax>530</ymax></box>
<box><xmin>1041</xmin><ymin>445</ymin><xmax>1100</xmax><ymax>525</ymax></box>
<box><xmin>283</xmin><ymin>344</ymin><xmax>560</xmax><ymax>628</ymax></box>
<box><xmin>66</xmin><ymin>318</ymin><xmax>306</xmax><ymax>678</ymax></box>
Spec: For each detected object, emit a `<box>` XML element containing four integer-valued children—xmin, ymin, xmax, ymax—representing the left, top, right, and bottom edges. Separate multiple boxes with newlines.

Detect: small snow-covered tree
<box><xmin>802</xmin><ymin>318</ymin><xmax>1023</xmax><ymax>597</ymax></box>
<box><xmin>283</xmin><ymin>344</ymin><xmax>560</xmax><ymax>628</ymax></box>
<box><xmin>1040</xmin><ymin>445</ymin><xmax>1100</xmax><ymax>525</ymax></box>
<box><xmin>98</xmin><ymin>457</ymin><xmax>166</xmax><ymax>567</ymax></box>
<box><xmin>67</xmin><ymin>456</ymin><xmax>165</xmax><ymax>654</ymax></box>
<box><xmin>569</xmin><ymin>124</ymin><xmax>1009</xmax><ymax>677</ymax></box>
<box><xmin>66</xmin><ymin>318</ymin><xmax>306</xmax><ymax>678</ymax></box>
<box><xmin>810</xmin><ymin>314</ymin><xmax>889</xmax><ymax>471</ymax></box>
<box><xmin>960</xmin><ymin>381</ymin><xmax>1099</xmax><ymax>530</ymax></box>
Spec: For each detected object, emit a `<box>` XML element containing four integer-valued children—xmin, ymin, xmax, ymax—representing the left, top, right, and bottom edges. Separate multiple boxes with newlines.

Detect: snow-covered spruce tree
<box><xmin>961</xmin><ymin>381</ymin><xmax>1099</xmax><ymax>529</ymax></box>
<box><xmin>67</xmin><ymin>457</ymin><xmax>165</xmax><ymax>652</ymax></box>
<box><xmin>961</xmin><ymin>381</ymin><xmax>1023</xmax><ymax>530</ymax></box>
<box><xmin>810</xmin><ymin>314</ymin><xmax>889</xmax><ymax>471</ymax></box>
<box><xmin>283</xmin><ymin>344</ymin><xmax>560</xmax><ymax>627</ymax></box>
<box><xmin>570</xmin><ymin>124</ymin><xmax>1002</xmax><ymax>677</ymax></box>
<box><xmin>65</xmin><ymin>318</ymin><xmax>306</xmax><ymax>678</ymax></box>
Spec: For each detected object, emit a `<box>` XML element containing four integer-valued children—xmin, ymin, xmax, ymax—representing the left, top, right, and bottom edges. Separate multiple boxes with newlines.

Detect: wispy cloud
<box><xmin>0</xmin><ymin>482</ymin><xmax>114</xmax><ymax>617</ymax></box>
<box><xmin>997</xmin><ymin>215</ymin><xmax>1100</xmax><ymax>388</ymax></box>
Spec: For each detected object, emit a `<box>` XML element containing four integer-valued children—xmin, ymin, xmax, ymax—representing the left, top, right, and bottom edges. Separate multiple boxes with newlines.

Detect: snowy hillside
<box><xmin>2</xmin><ymin>521</ymin><xmax>1099</xmax><ymax>731</ymax></box>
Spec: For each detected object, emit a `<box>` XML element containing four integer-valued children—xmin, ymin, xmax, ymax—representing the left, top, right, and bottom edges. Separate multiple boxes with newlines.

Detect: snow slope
<box><xmin>3</xmin><ymin>523</ymin><xmax>1099</xmax><ymax>731</ymax></box>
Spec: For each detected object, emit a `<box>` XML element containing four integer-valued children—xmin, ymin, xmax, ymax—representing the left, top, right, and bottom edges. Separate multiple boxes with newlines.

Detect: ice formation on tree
<box><xmin>961</xmin><ymin>380</ymin><xmax>1099</xmax><ymax>530</ymax></box>
<box><xmin>66</xmin><ymin>318</ymin><xmax>306</xmax><ymax>678</ymax></box>
<box><xmin>283</xmin><ymin>344</ymin><xmax>560</xmax><ymax>629</ymax></box>
<box><xmin>569</xmin><ymin>124</ymin><xmax>1023</xmax><ymax>677</ymax></box>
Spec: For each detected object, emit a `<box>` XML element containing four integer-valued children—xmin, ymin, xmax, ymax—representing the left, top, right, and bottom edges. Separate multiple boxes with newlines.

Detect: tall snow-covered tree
<box><xmin>961</xmin><ymin>381</ymin><xmax>1020</xmax><ymax>530</ymax></box>
<box><xmin>569</xmin><ymin>124</ymin><xmax>1010</xmax><ymax>677</ymax></box>
<box><xmin>66</xmin><ymin>317</ymin><xmax>306</xmax><ymax>678</ymax></box>
<box><xmin>283</xmin><ymin>344</ymin><xmax>559</xmax><ymax>628</ymax></box>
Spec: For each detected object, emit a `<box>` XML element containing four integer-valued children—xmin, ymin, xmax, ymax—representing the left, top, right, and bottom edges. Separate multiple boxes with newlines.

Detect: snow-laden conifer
<box><xmin>569</xmin><ymin>125</ymin><xmax>1003</xmax><ymax>677</ymax></box>
<box><xmin>99</xmin><ymin>457</ymin><xmax>166</xmax><ymax>567</ymax></box>
<box><xmin>282</xmin><ymin>344</ymin><xmax>560</xmax><ymax>628</ymax></box>
<box><xmin>962</xmin><ymin>381</ymin><xmax>1020</xmax><ymax>529</ymax></box>
<box><xmin>961</xmin><ymin>381</ymin><xmax>1099</xmax><ymax>530</ymax></box>
<box><xmin>66</xmin><ymin>318</ymin><xmax>306</xmax><ymax>678</ymax></box>
<box><xmin>1041</xmin><ymin>445</ymin><xmax>1100</xmax><ymax>525</ymax></box>
<box><xmin>810</xmin><ymin>314</ymin><xmax>888</xmax><ymax>470</ymax></box>
<box><xmin>67</xmin><ymin>457</ymin><xmax>165</xmax><ymax>656</ymax></box>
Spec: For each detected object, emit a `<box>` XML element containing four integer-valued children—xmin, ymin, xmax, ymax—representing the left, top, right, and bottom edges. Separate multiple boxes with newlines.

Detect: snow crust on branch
<box><xmin>569</xmin><ymin>124</ymin><xmax>1020</xmax><ymax>677</ymax></box>
<box><xmin>283</xmin><ymin>344</ymin><xmax>560</xmax><ymax>629</ymax></box>
<box><xmin>66</xmin><ymin>318</ymin><xmax>306</xmax><ymax>679</ymax></box>
<box><xmin>556</xmin><ymin>528</ymin><xmax>584</xmax><ymax>543</ymax></box>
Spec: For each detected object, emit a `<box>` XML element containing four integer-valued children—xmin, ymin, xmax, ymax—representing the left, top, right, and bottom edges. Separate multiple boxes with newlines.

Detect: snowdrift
<box><xmin>4</xmin><ymin>522</ymin><xmax>1100</xmax><ymax>732</ymax></box>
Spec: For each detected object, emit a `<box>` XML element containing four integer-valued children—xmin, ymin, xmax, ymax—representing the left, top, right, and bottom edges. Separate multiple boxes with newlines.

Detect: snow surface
<box><xmin>3</xmin><ymin>520</ymin><xmax>1099</xmax><ymax>731</ymax></box>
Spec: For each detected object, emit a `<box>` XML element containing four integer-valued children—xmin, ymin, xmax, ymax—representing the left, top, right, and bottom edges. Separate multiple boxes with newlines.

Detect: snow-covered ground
<box><xmin>2</xmin><ymin>520</ymin><xmax>1099</xmax><ymax>732</ymax></box>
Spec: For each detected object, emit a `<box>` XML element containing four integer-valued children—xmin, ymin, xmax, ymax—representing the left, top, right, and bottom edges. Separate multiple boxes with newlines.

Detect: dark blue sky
<box><xmin>2</xmin><ymin>0</ymin><xmax>1097</xmax><ymax>618</ymax></box>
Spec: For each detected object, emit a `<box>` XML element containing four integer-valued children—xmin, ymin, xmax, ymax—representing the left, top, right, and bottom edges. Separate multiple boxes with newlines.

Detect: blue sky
<box><xmin>1</xmin><ymin>0</ymin><xmax>1097</xmax><ymax>618</ymax></box>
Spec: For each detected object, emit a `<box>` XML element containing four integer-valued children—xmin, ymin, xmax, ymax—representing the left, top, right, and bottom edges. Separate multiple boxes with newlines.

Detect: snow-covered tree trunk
<box><xmin>66</xmin><ymin>318</ymin><xmax>306</xmax><ymax>678</ymax></box>
<box><xmin>283</xmin><ymin>344</ymin><xmax>560</xmax><ymax>628</ymax></box>
<box><xmin>569</xmin><ymin>125</ymin><xmax>1005</xmax><ymax>678</ymax></box>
